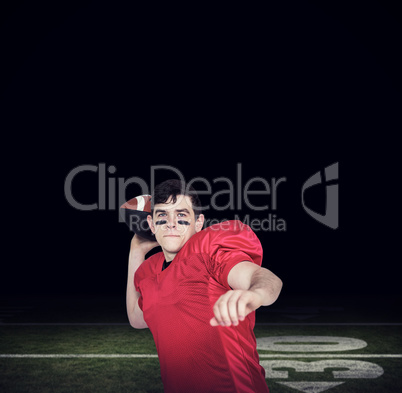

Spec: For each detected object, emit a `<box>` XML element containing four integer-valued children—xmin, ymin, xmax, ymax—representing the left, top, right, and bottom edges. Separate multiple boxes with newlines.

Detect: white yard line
<box><xmin>0</xmin><ymin>323</ymin><xmax>129</xmax><ymax>326</ymax></box>
<box><xmin>0</xmin><ymin>354</ymin><xmax>158</xmax><ymax>358</ymax></box>
<box><xmin>0</xmin><ymin>354</ymin><xmax>401</xmax><ymax>359</ymax></box>
<box><xmin>259</xmin><ymin>354</ymin><xmax>402</xmax><ymax>358</ymax></box>
<box><xmin>0</xmin><ymin>322</ymin><xmax>401</xmax><ymax>326</ymax></box>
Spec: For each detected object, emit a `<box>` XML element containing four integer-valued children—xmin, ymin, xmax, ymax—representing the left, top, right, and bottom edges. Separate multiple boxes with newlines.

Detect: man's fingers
<box><xmin>214</xmin><ymin>292</ymin><xmax>232</xmax><ymax>326</ymax></box>
<box><xmin>212</xmin><ymin>295</ymin><xmax>224</xmax><ymax>326</ymax></box>
<box><xmin>211</xmin><ymin>290</ymin><xmax>255</xmax><ymax>327</ymax></box>
<box><xmin>237</xmin><ymin>296</ymin><xmax>247</xmax><ymax>322</ymax></box>
<box><xmin>237</xmin><ymin>291</ymin><xmax>254</xmax><ymax>321</ymax></box>
<box><xmin>227</xmin><ymin>291</ymin><xmax>243</xmax><ymax>326</ymax></box>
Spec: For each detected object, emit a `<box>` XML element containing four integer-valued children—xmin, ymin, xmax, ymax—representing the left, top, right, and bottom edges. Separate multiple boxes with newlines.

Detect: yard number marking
<box><xmin>257</xmin><ymin>336</ymin><xmax>384</xmax><ymax>393</ymax></box>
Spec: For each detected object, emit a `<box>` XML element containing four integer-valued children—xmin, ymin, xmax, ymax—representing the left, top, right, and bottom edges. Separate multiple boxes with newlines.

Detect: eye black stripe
<box><xmin>154</xmin><ymin>220</ymin><xmax>190</xmax><ymax>226</ymax></box>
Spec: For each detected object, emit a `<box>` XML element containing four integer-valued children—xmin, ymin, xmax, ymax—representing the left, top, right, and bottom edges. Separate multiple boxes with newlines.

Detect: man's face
<box><xmin>147</xmin><ymin>195</ymin><xmax>204</xmax><ymax>261</ymax></box>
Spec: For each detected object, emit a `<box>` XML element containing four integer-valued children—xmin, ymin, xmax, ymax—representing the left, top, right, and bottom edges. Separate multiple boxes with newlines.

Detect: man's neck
<box><xmin>163</xmin><ymin>250</ymin><xmax>177</xmax><ymax>262</ymax></box>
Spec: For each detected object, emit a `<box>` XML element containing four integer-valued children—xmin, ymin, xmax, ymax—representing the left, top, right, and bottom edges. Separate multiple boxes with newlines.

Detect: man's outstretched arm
<box><xmin>210</xmin><ymin>262</ymin><xmax>282</xmax><ymax>327</ymax></box>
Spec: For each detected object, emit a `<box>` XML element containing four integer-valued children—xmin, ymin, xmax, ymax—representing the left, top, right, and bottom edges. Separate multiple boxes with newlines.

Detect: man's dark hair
<box><xmin>152</xmin><ymin>179</ymin><xmax>202</xmax><ymax>218</ymax></box>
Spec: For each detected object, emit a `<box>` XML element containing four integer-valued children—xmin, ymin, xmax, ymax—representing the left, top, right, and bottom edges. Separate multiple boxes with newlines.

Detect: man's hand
<box><xmin>130</xmin><ymin>234</ymin><xmax>159</xmax><ymax>257</ymax></box>
<box><xmin>209</xmin><ymin>262</ymin><xmax>282</xmax><ymax>327</ymax></box>
<box><xmin>209</xmin><ymin>289</ymin><xmax>263</xmax><ymax>327</ymax></box>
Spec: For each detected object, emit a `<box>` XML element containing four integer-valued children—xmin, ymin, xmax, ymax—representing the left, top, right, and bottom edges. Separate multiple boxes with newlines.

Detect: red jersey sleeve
<box><xmin>206</xmin><ymin>220</ymin><xmax>263</xmax><ymax>289</ymax></box>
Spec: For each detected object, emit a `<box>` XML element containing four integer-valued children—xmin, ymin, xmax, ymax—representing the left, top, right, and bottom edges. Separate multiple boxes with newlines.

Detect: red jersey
<box><xmin>134</xmin><ymin>220</ymin><xmax>269</xmax><ymax>393</ymax></box>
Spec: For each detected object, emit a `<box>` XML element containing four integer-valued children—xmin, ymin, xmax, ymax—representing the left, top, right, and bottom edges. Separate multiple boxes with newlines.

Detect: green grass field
<box><xmin>1</xmin><ymin>295</ymin><xmax>401</xmax><ymax>393</ymax></box>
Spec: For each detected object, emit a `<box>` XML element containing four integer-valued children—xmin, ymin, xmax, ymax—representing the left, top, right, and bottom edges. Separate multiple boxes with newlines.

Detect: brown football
<box><xmin>120</xmin><ymin>195</ymin><xmax>155</xmax><ymax>240</ymax></box>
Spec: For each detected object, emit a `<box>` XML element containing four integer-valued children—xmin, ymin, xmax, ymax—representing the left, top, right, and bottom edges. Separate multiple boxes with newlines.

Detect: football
<box><xmin>120</xmin><ymin>195</ymin><xmax>155</xmax><ymax>240</ymax></box>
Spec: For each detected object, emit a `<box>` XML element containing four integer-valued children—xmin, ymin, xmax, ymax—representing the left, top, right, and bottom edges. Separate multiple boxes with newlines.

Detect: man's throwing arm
<box><xmin>126</xmin><ymin>235</ymin><xmax>158</xmax><ymax>329</ymax></box>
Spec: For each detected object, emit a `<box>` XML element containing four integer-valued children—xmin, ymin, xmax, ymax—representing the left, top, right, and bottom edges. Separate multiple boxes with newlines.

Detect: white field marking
<box><xmin>256</xmin><ymin>336</ymin><xmax>368</xmax><ymax>352</ymax></box>
<box><xmin>0</xmin><ymin>323</ymin><xmax>129</xmax><ymax>326</ymax></box>
<box><xmin>1</xmin><ymin>322</ymin><xmax>402</xmax><ymax>326</ymax></box>
<box><xmin>259</xmin><ymin>354</ymin><xmax>402</xmax><ymax>358</ymax></box>
<box><xmin>261</xmin><ymin>359</ymin><xmax>384</xmax><ymax>379</ymax></box>
<box><xmin>0</xmin><ymin>354</ymin><xmax>158</xmax><ymax>358</ymax></box>
<box><xmin>0</xmin><ymin>354</ymin><xmax>402</xmax><ymax>359</ymax></box>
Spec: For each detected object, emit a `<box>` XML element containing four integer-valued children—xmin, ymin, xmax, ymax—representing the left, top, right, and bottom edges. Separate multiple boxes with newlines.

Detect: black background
<box><xmin>1</xmin><ymin>1</ymin><xmax>401</xmax><ymax>298</ymax></box>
